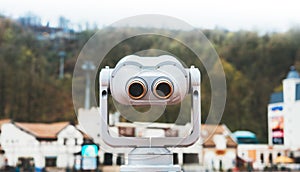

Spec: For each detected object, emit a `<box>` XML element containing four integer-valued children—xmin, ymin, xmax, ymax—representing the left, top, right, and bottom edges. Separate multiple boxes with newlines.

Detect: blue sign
<box><xmin>82</xmin><ymin>144</ymin><xmax>98</xmax><ymax>157</ymax></box>
<box><xmin>271</xmin><ymin>106</ymin><xmax>283</xmax><ymax>111</ymax></box>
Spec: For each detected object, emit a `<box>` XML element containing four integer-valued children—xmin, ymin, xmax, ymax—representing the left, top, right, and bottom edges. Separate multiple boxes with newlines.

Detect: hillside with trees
<box><xmin>1</xmin><ymin>15</ymin><xmax>300</xmax><ymax>142</ymax></box>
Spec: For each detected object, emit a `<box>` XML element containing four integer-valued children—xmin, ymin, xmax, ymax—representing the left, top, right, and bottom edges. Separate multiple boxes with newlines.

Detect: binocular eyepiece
<box><xmin>127</xmin><ymin>77</ymin><xmax>174</xmax><ymax>100</ymax></box>
<box><xmin>127</xmin><ymin>78</ymin><xmax>148</xmax><ymax>100</ymax></box>
<box><xmin>152</xmin><ymin>78</ymin><xmax>173</xmax><ymax>99</ymax></box>
<box><xmin>107</xmin><ymin>55</ymin><xmax>190</xmax><ymax>105</ymax></box>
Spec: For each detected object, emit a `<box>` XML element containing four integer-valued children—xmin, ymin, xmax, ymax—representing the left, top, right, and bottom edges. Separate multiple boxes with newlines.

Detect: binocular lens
<box><xmin>154</xmin><ymin>80</ymin><xmax>173</xmax><ymax>99</ymax></box>
<box><xmin>128</xmin><ymin>80</ymin><xmax>147</xmax><ymax>99</ymax></box>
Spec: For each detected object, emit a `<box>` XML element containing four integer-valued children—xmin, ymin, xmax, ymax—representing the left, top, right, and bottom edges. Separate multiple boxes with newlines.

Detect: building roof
<box><xmin>0</xmin><ymin>119</ymin><xmax>11</xmax><ymax>130</ymax></box>
<box><xmin>269</xmin><ymin>85</ymin><xmax>300</xmax><ymax>103</ymax></box>
<box><xmin>296</xmin><ymin>84</ymin><xmax>300</xmax><ymax>101</ymax></box>
<box><xmin>269</xmin><ymin>92</ymin><xmax>283</xmax><ymax>104</ymax></box>
<box><xmin>201</xmin><ymin>124</ymin><xmax>237</xmax><ymax>148</ymax></box>
<box><xmin>14</xmin><ymin>122</ymin><xmax>69</xmax><ymax>139</ymax></box>
<box><xmin>232</xmin><ymin>130</ymin><xmax>256</xmax><ymax>139</ymax></box>
<box><xmin>286</xmin><ymin>66</ymin><xmax>300</xmax><ymax>79</ymax></box>
<box><xmin>232</xmin><ymin>130</ymin><xmax>258</xmax><ymax>144</ymax></box>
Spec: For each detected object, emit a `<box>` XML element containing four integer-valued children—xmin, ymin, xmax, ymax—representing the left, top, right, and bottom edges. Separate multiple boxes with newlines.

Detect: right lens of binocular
<box><xmin>153</xmin><ymin>78</ymin><xmax>173</xmax><ymax>99</ymax></box>
<box><xmin>127</xmin><ymin>79</ymin><xmax>147</xmax><ymax>100</ymax></box>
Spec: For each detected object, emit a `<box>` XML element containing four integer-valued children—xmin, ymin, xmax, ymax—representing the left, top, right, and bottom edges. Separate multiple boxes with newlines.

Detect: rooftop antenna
<box><xmin>58</xmin><ymin>51</ymin><xmax>66</xmax><ymax>79</ymax></box>
<box><xmin>82</xmin><ymin>61</ymin><xmax>96</xmax><ymax>109</ymax></box>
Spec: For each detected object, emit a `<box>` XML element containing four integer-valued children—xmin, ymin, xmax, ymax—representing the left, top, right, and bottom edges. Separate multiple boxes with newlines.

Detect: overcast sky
<box><xmin>0</xmin><ymin>0</ymin><xmax>299</xmax><ymax>32</ymax></box>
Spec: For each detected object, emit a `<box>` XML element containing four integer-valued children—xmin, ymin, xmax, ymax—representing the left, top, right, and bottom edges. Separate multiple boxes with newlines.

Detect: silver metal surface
<box><xmin>120</xmin><ymin>147</ymin><xmax>181</xmax><ymax>172</ymax></box>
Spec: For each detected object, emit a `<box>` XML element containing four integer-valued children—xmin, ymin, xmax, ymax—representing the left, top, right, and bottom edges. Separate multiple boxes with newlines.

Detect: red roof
<box><xmin>14</xmin><ymin>122</ymin><xmax>69</xmax><ymax>139</ymax></box>
<box><xmin>201</xmin><ymin>124</ymin><xmax>237</xmax><ymax>148</ymax></box>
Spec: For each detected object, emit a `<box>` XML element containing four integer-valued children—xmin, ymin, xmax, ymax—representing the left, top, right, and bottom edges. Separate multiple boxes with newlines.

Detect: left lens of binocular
<box><xmin>128</xmin><ymin>79</ymin><xmax>147</xmax><ymax>99</ymax></box>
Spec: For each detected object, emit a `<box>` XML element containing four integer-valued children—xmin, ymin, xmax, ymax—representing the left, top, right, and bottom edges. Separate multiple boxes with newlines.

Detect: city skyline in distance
<box><xmin>0</xmin><ymin>0</ymin><xmax>300</xmax><ymax>32</ymax></box>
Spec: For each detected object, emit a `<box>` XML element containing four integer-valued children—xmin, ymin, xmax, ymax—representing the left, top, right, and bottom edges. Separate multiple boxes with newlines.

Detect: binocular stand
<box><xmin>120</xmin><ymin>147</ymin><xmax>181</xmax><ymax>172</ymax></box>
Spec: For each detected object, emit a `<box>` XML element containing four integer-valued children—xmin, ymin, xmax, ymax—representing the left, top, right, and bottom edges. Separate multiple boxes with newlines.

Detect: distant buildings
<box><xmin>200</xmin><ymin>124</ymin><xmax>237</xmax><ymax>170</ymax></box>
<box><xmin>18</xmin><ymin>15</ymin><xmax>76</xmax><ymax>41</ymax></box>
<box><xmin>235</xmin><ymin>66</ymin><xmax>300</xmax><ymax>170</ymax></box>
<box><xmin>0</xmin><ymin>116</ymin><xmax>238</xmax><ymax>171</ymax></box>
<box><xmin>237</xmin><ymin>144</ymin><xmax>287</xmax><ymax>170</ymax></box>
<box><xmin>1</xmin><ymin>67</ymin><xmax>300</xmax><ymax>171</ymax></box>
<box><xmin>0</xmin><ymin>121</ymin><xmax>91</xmax><ymax>171</ymax></box>
<box><xmin>268</xmin><ymin>66</ymin><xmax>300</xmax><ymax>150</ymax></box>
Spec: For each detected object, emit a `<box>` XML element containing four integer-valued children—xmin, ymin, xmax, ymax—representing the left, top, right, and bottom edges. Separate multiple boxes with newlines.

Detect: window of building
<box><xmin>117</xmin><ymin>154</ymin><xmax>125</xmax><ymax>165</ymax></box>
<box><xmin>173</xmin><ymin>153</ymin><xmax>178</xmax><ymax>164</ymax></box>
<box><xmin>260</xmin><ymin>153</ymin><xmax>264</xmax><ymax>163</ymax></box>
<box><xmin>296</xmin><ymin>84</ymin><xmax>300</xmax><ymax>100</ymax></box>
<box><xmin>269</xmin><ymin>153</ymin><xmax>273</xmax><ymax>164</ymax></box>
<box><xmin>45</xmin><ymin>157</ymin><xmax>57</xmax><ymax>167</ymax></box>
<box><xmin>18</xmin><ymin>157</ymin><xmax>34</xmax><ymax>171</ymax></box>
<box><xmin>103</xmin><ymin>153</ymin><xmax>113</xmax><ymax>165</ymax></box>
<box><xmin>290</xmin><ymin>152</ymin><xmax>294</xmax><ymax>158</ymax></box>
<box><xmin>183</xmin><ymin>153</ymin><xmax>199</xmax><ymax>164</ymax></box>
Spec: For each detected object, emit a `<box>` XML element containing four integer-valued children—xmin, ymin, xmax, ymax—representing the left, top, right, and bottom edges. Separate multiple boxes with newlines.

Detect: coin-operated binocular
<box><xmin>99</xmin><ymin>55</ymin><xmax>201</xmax><ymax>171</ymax></box>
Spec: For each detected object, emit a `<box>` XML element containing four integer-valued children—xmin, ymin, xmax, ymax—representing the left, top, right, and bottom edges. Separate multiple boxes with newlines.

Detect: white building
<box><xmin>200</xmin><ymin>124</ymin><xmax>237</xmax><ymax>171</ymax></box>
<box><xmin>0</xmin><ymin>119</ymin><xmax>11</xmax><ymax>169</ymax></box>
<box><xmin>0</xmin><ymin>121</ymin><xmax>83</xmax><ymax>170</ymax></box>
<box><xmin>237</xmin><ymin>144</ymin><xmax>287</xmax><ymax>170</ymax></box>
<box><xmin>268</xmin><ymin>66</ymin><xmax>300</xmax><ymax>149</ymax></box>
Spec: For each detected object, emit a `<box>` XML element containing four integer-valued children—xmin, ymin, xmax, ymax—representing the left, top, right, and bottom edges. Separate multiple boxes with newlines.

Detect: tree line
<box><xmin>0</xmin><ymin>16</ymin><xmax>300</xmax><ymax>142</ymax></box>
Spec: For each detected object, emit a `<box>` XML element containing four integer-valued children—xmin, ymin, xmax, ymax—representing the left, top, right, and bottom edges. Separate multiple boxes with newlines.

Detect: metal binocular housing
<box><xmin>99</xmin><ymin>55</ymin><xmax>201</xmax><ymax>148</ymax></box>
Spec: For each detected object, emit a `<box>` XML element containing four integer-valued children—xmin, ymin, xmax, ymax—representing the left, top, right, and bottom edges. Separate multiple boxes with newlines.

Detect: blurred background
<box><xmin>0</xmin><ymin>0</ymin><xmax>300</xmax><ymax>171</ymax></box>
